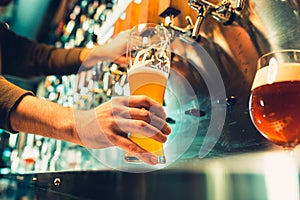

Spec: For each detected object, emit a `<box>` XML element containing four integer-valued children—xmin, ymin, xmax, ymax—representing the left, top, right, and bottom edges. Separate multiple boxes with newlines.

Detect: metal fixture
<box><xmin>161</xmin><ymin>0</ymin><xmax>245</xmax><ymax>40</ymax></box>
<box><xmin>162</xmin><ymin>15</ymin><xmax>195</xmax><ymax>36</ymax></box>
<box><xmin>188</xmin><ymin>0</ymin><xmax>244</xmax><ymax>39</ymax></box>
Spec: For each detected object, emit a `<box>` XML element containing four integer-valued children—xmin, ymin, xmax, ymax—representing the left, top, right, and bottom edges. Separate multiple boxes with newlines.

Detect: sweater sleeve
<box><xmin>0</xmin><ymin>24</ymin><xmax>82</xmax><ymax>77</ymax></box>
<box><xmin>0</xmin><ymin>75</ymin><xmax>34</xmax><ymax>132</ymax></box>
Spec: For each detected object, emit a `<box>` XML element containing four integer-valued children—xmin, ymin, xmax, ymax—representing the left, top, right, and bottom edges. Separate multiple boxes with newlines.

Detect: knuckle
<box><xmin>116</xmin><ymin>96</ymin><xmax>128</xmax><ymax>106</ymax></box>
<box><xmin>136</xmin><ymin>121</ymin><xmax>147</xmax><ymax>129</ymax></box>
<box><xmin>128</xmin><ymin>144</ymin><xmax>139</xmax><ymax>153</ymax></box>
<box><xmin>108</xmin><ymin>134</ymin><xmax>118</xmax><ymax>144</ymax></box>
<box><xmin>140</xmin><ymin>95</ymin><xmax>149</xmax><ymax>102</ymax></box>
<box><xmin>141</xmin><ymin>110</ymin><xmax>150</xmax><ymax>119</ymax></box>
<box><xmin>161</xmin><ymin>120</ymin><xmax>168</xmax><ymax>129</ymax></box>
<box><xmin>158</xmin><ymin>135</ymin><xmax>167</xmax><ymax>143</ymax></box>
<box><xmin>111</xmin><ymin>106</ymin><xmax>118</xmax><ymax>114</ymax></box>
<box><xmin>111</xmin><ymin>106</ymin><xmax>123</xmax><ymax>116</ymax></box>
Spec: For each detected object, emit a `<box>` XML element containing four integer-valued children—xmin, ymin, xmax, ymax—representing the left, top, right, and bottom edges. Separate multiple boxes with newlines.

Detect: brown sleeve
<box><xmin>1</xmin><ymin>24</ymin><xmax>82</xmax><ymax>77</ymax></box>
<box><xmin>0</xmin><ymin>75</ymin><xmax>34</xmax><ymax>133</ymax></box>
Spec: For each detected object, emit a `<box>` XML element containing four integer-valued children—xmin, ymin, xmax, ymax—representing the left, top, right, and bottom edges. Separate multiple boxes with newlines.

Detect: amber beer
<box><xmin>127</xmin><ymin>66</ymin><xmax>168</xmax><ymax>163</ymax></box>
<box><xmin>250</xmin><ymin>63</ymin><xmax>300</xmax><ymax>148</ymax></box>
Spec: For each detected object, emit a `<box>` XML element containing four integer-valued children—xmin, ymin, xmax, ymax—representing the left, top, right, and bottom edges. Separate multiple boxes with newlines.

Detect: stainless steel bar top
<box><xmin>1</xmin><ymin>149</ymin><xmax>300</xmax><ymax>200</ymax></box>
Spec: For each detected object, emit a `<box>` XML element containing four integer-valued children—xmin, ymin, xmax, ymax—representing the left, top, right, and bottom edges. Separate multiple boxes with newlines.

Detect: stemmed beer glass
<box><xmin>249</xmin><ymin>49</ymin><xmax>300</xmax><ymax>152</ymax></box>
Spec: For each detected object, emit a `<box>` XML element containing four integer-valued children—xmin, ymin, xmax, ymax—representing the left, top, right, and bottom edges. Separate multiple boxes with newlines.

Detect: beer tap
<box><xmin>159</xmin><ymin>0</ymin><xmax>245</xmax><ymax>41</ymax></box>
<box><xmin>188</xmin><ymin>0</ymin><xmax>239</xmax><ymax>40</ymax></box>
<box><xmin>163</xmin><ymin>15</ymin><xmax>195</xmax><ymax>36</ymax></box>
<box><xmin>159</xmin><ymin>1</ymin><xmax>194</xmax><ymax>38</ymax></box>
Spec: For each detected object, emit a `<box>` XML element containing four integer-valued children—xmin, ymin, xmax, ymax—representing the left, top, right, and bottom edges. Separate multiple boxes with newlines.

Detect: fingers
<box><xmin>106</xmin><ymin>95</ymin><xmax>172</xmax><ymax>165</ymax></box>
<box><xmin>128</xmin><ymin>95</ymin><xmax>167</xmax><ymax>119</ymax></box>
<box><xmin>115</xmin><ymin>119</ymin><xmax>167</xmax><ymax>143</ymax></box>
<box><xmin>111</xmin><ymin>134</ymin><xmax>158</xmax><ymax>165</ymax></box>
<box><xmin>128</xmin><ymin>108</ymin><xmax>171</xmax><ymax>136</ymax></box>
<box><xmin>111</xmin><ymin>95</ymin><xmax>171</xmax><ymax>142</ymax></box>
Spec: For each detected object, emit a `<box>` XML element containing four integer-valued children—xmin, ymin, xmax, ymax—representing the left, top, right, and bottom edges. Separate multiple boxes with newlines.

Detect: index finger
<box><xmin>128</xmin><ymin>95</ymin><xmax>167</xmax><ymax>119</ymax></box>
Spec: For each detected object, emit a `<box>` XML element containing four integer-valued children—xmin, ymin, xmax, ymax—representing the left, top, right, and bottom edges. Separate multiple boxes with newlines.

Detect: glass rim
<box><xmin>257</xmin><ymin>49</ymin><xmax>300</xmax><ymax>69</ymax></box>
<box><xmin>129</xmin><ymin>23</ymin><xmax>170</xmax><ymax>36</ymax></box>
<box><xmin>258</xmin><ymin>49</ymin><xmax>300</xmax><ymax>60</ymax></box>
<box><xmin>128</xmin><ymin>23</ymin><xmax>170</xmax><ymax>45</ymax></box>
<box><xmin>130</xmin><ymin>22</ymin><xmax>167</xmax><ymax>29</ymax></box>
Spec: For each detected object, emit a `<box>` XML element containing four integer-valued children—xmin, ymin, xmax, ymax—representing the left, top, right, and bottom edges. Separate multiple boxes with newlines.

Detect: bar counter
<box><xmin>1</xmin><ymin>148</ymin><xmax>299</xmax><ymax>200</ymax></box>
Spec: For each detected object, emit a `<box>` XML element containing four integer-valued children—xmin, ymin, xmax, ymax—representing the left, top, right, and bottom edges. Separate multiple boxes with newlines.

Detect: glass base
<box><xmin>124</xmin><ymin>153</ymin><xmax>166</xmax><ymax>164</ymax></box>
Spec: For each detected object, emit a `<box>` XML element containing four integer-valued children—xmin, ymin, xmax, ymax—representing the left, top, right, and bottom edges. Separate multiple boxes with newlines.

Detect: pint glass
<box><xmin>124</xmin><ymin>23</ymin><xmax>171</xmax><ymax>164</ymax></box>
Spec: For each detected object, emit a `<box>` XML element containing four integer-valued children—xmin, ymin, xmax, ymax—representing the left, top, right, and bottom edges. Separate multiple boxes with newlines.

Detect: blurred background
<box><xmin>1</xmin><ymin>0</ymin><xmax>300</xmax><ymax>199</ymax></box>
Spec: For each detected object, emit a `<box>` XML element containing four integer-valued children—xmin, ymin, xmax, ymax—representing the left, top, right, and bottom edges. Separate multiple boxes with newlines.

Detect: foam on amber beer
<box><xmin>127</xmin><ymin>66</ymin><xmax>168</xmax><ymax>160</ymax></box>
<box><xmin>250</xmin><ymin>63</ymin><xmax>300</xmax><ymax>148</ymax></box>
<box><xmin>251</xmin><ymin>63</ymin><xmax>300</xmax><ymax>90</ymax></box>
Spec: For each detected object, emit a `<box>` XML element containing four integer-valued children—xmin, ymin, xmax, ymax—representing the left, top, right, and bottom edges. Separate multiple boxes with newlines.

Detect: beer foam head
<box><xmin>252</xmin><ymin>63</ymin><xmax>300</xmax><ymax>90</ymax></box>
<box><xmin>128</xmin><ymin>66</ymin><xmax>169</xmax><ymax>79</ymax></box>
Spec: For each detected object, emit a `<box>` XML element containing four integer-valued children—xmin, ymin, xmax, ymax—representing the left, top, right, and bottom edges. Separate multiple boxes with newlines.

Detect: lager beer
<box><xmin>124</xmin><ymin>23</ymin><xmax>171</xmax><ymax>164</ymax></box>
<box><xmin>127</xmin><ymin>67</ymin><xmax>168</xmax><ymax>162</ymax></box>
<box><xmin>128</xmin><ymin>67</ymin><xmax>168</xmax><ymax>105</ymax></box>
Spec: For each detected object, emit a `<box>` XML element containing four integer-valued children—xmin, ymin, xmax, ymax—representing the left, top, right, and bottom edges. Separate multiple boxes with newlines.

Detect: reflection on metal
<box><xmin>230</xmin><ymin>0</ymin><xmax>246</xmax><ymax>11</ymax></box>
<box><xmin>162</xmin><ymin>15</ymin><xmax>194</xmax><ymax>36</ymax></box>
<box><xmin>53</xmin><ymin>178</ymin><xmax>61</xmax><ymax>186</ymax></box>
<box><xmin>185</xmin><ymin>108</ymin><xmax>206</xmax><ymax>117</ymax></box>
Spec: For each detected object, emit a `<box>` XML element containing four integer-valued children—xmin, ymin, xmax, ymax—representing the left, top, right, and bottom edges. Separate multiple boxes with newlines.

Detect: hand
<box><xmin>73</xmin><ymin>95</ymin><xmax>171</xmax><ymax>165</ymax></box>
<box><xmin>80</xmin><ymin>30</ymin><xmax>130</xmax><ymax>68</ymax></box>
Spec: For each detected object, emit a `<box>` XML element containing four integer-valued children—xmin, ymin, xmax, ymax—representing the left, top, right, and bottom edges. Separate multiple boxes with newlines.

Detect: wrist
<box><xmin>80</xmin><ymin>46</ymin><xmax>105</xmax><ymax>68</ymax></box>
<box><xmin>79</xmin><ymin>47</ymin><xmax>93</xmax><ymax>62</ymax></box>
<box><xmin>68</xmin><ymin>108</ymin><xmax>85</xmax><ymax>147</ymax></box>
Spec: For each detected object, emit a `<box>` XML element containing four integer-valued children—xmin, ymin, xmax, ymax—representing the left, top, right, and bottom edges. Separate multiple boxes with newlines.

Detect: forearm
<box><xmin>10</xmin><ymin>95</ymin><xmax>82</xmax><ymax>146</ymax></box>
<box><xmin>79</xmin><ymin>30</ymin><xmax>130</xmax><ymax>67</ymax></box>
<box><xmin>1</xmin><ymin>26</ymin><xmax>82</xmax><ymax>77</ymax></box>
